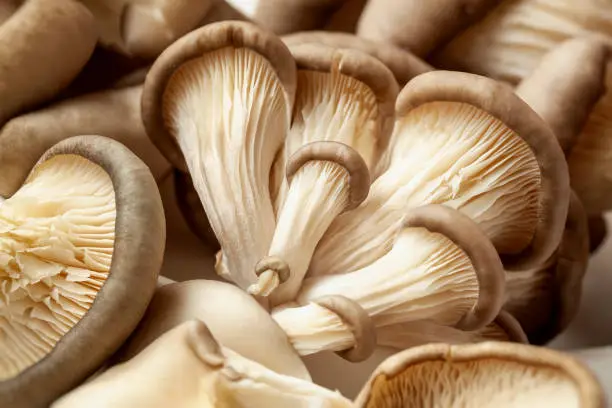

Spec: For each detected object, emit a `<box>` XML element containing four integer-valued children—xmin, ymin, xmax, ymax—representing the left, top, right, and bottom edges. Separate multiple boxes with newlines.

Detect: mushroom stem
<box><xmin>248</xmin><ymin>142</ymin><xmax>369</xmax><ymax>304</ymax></box>
<box><xmin>515</xmin><ymin>38</ymin><xmax>609</xmax><ymax>156</ymax></box>
<box><xmin>377</xmin><ymin>311</ymin><xmax>528</xmax><ymax>350</ymax></box>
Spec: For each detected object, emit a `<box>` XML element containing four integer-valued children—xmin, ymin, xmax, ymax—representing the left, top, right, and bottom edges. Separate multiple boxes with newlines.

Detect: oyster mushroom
<box><xmin>249</xmin><ymin>45</ymin><xmax>397</xmax><ymax>303</ymax></box>
<box><xmin>310</xmin><ymin>70</ymin><xmax>569</xmax><ymax>277</ymax></box>
<box><xmin>0</xmin><ymin>85</ymin><xmax>171</xmax><ymax>198</ymax></box>
<box><xmin>282</xmin><ymin>31</ymin><xmax>433</xmax><ymax>86</ymax></box>
<box><xmin>0</xmin><ymin>0</ymin><xmax>97</xmax><ymax>125</ymax></box>
<box><xmin>142</xmin><ymin>21</ymin><xmax>296</xmax><ymax>292</ymax></box>
<box><xmin>116</xmin><ymin>279</ymin><xmax>311</xmax><ymax>381</ymax></box>
<box><xmin>0</xmin><ymin>0</ymin><xmax>19</xmax><ymax>24</ymax></box>
<box><xmin>504</xmin><ymin>191</ymin><xmax>589</xmax><ymax>344</ymax></box>
<box><xmin>53</xmin><ymin>320</ymin><xmax>353</xmax><ymax>408</ymax></box>
<box><xmin>377</xmin><ymin>310</ymin><xmax>528</xmax><ymax>350</ymax></box>
<box><xmin>356</xmin><ymin>0</ymin><xmax>498</xmax><ymax>58</ymax></box>
<box><xmin>588</xmin><ymin>215</ymin><xmax>607</xmax><ymax>253</ymax></box>
<box><xmin>272</xmin><ymin>205</ymin><xmax>505</xmax><ymax>359</ymax></box>
<box><xmin>0</xmin><ymin>136</ymin><xmax>165</xmax><ymax>407</ymax></box>
<box><xmin>80</xmin><ymin>0</ymin><xmax>245</xmax><ymax>59</ymax></box>
<box><xmin>354</xmin><ymin>342</ymin><xmax>605</xmax><ymax>408</ymax></box>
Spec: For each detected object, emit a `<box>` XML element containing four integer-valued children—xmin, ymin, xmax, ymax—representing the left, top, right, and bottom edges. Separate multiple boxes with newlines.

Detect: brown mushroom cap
<box><xmin>0</xmin><ymin>0</ymin><xmax>19</xmax><ymax>24</ymax></box>
<box><xmin>289</xmin><ymin>43</ymin><xmax>398</xmax><ymax>160</ymax></box>
<box><xmin>396</xmin><ymin>71</ymin><xmax>570</xmax><ymax>271</ymax></box>
<box><xmin>493</xmin><ymin>310</ymin><xmax>529</xmax><ymax>344</ymax></box>
<box><xmin>0</xmin><ymin>0</ymin><xmax>97</xmax><ymax>125</ymax></box>
<box><xmin>142</xmin><ymin>20</ymin><xmax>296</xmax><ymax>173</ymax></box>
<box><xmin>355</xmin><ymin>342</ymin><xmax>605</xmax><ymax>408</ymax></box>
<box><xmin>356</xmin><ymin>0</ymin><xmax>498</xmax><ymax>58</ymax></box>
<box><xmin>282</xmin><ymin>31</ymin><xmax>433</xmax><ymax>85</ymax></box>
<box><xmin>515</xmin><ymin>38</ymin><xmax>609</xmax><ymax>156</ymax></box>
<box><xmin>286</xmin><ymin>141</ymin><xmax>370</xmax><ymax>211</ymax></box>
<box><xmin>250</xmin><ymin>0</ymin><xmax>348</xmax><ymax>35</ymax></box>
<box><xmin>588</xmin><ymin>214</ymin><xmax>607</xmax><ymax>254</ymax></box>
<box><xmin>0</xmin><ymin>135</ymin><xmax>165</xmax><ymax>407</ymax></box>
<box><xmin>0</xmin><ymin>86</ymin><xmax>171</xmax><ymax>198</ymax></box>
<box><xmin>402</xmin><ymin>204</ymin><xmax>505</xmax><ymax>331</ymax></box>
<box><xmin>114</xmin><ymin>279</ymin><xmax>311</xmax><ymax>381</ymax></box>
<box><xmin>313</xmin><ymin>295</ymin><xmax>376</xmax><ymax>363</ymax></box>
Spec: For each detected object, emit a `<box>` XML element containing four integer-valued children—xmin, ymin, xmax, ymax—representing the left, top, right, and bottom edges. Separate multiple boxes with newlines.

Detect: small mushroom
<box><xmin>354</xmin><ymin>342</ymin><xmax>605</xmax><ymax>408</ymax></box>
<box><xmin>0</xmin><ymin>136</ymin><xmax>165</xmax><ymax>407</ymax></box>
<box><xmin>377</xmin><ymin>311</ymin><xmax>528</xmax><ymax>350</ymax></box>
<box><xmin>53</xmin><ymin>320</ymin><xmax>353</xmax><ymax>408</ymax></box>
<box><xmin>356</xmin><ymin>0</ymin><xmax>498</xmax><ymax>58</ymax></box>
<box><xmin>80</xmin><ymin>0</ymin><xmax>244</xmax><ymax>59</ymax></box>
<box><xmin>0</xmin><ymin>0</ymin><xmax>97</xmax><ymax>125</ymax></box>
<box><xmin>0</xmin><ymin>85</ymin><xmax>171</xmax><ymax>198</ymax></box>
<box><xmin>282</xmin><ymin>31</ymin><xmax>433</xmax><ymax>86</ymax></box>
<box><xmin>310</xmin><ymin>70</ymin><xmax>569</xmax><ymax>277</ymax></box>
<box><xmin>248</xmin><ymin>45</ymin><xmax>397</xmax><ymax>303</ymax></box>
<box><xmin>272</xmin><ymin>205</ymin><xmax>505</xmax><ymax>359</ymax></box>
<box><xmin>115</xmin><ymin>279</ymin><xmax>311</xmax><ymax>381</ymax></box>
<box><xmin>142</xmin><ymin>21</ymin><xmax>296</xmax><ymax>292</ymax></box>
<box><xmin>515</xmin><ymin>38</ymin><xmax>609</xmax><ymax>156</ymax></box>
<box><xmin>504</xmin><ymin>191</ymin><xmax>589</xmax><ymax>344</ymax></box>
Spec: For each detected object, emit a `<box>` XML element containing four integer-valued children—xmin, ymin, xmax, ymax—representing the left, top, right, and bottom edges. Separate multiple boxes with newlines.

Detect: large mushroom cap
<box><xmin>0</xmin><ymin>136</ymin><xmax>165</xmax><ymax>407</ymax></box>
<box><xmin>116</xmin><ymin>279</ymin><xmax>310</xmax><ymax>381</ymax></box>
<box><xmin>355</xmin><ymin>342</ymin><xmax>605</xmax><ymax>408</ymax></box>
<box><xmin>282</xmin><ymin>31</ymin><xmax>433</xmax><ymax>85</ymax></box>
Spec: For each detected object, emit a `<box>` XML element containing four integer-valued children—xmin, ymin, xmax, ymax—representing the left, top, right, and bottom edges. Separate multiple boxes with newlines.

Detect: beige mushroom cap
<box><xmin>0</xmin><ymin>136</ymin><xmax>165</xmax><ymax>408</ymax></box>
<box><xmin>0</xmin><ymin>0</ymin><xmax>97</xmax><ymax>125</ymax></box>
<box><xmin>115</xmin><ymin>279</ymin><xmax>311</xmax><ymax>381</ymax></box>
<box><xmin>282</xmin><ymin>31</ymin><xmax>433</xmax><ymax>85</ymax></box>
<box><xmin>355</xmin><ymin>342</ymin><xmax>605</xmax><ymax>408</ymax></box>
<box><xmin>396</xmin><ymin>70</ymin><xmax>570</xmax><ymax>270</ymax></box>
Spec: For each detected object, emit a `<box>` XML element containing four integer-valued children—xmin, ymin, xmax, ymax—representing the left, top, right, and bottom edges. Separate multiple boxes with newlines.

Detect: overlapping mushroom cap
<box><xmin>0</xmin><ymin>136</ymin><xmax>165</xmax><ymax>407</ymax></box>
<box><xmin>142</xmin><ymin>20</ymin><xmax>570</xmax><ymax>365</ymax></box>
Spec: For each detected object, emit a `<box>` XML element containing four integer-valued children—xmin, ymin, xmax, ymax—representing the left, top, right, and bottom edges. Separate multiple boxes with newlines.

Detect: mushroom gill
<box><xmin>145</xmin><ymin>22</ymin><xmax>296</xmax><ymax>291</ymax></box>
<box><xmin>0</xmin><ymin>154</ymin><xmax>115</xmax><ymax>380</ymax></box>
<box><xmin>272</xmin><ymin>205</ymin><xmax>505</xmax><ymax>359</ymax></box>
<box><xmin>354</xmin><ymin>343</ymin><xmax>604</xmax><ymax>408</ymax></box>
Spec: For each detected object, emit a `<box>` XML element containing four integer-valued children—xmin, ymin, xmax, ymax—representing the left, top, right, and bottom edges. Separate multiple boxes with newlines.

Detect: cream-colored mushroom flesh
<box><xmin>0</xmin><ymin>154</ymin><xmax>115</xmax><ymax>380</ymax></box>
<box><xmin>273</xmin><ymin>226</ymin><xmax>480</xmax><ymax>355</ymax></box>
<box><xmin>163</xmin><ymin>47</ymin><xmax>289</xmax><ymax>290</ymax></box>
<box><xmin>361</xmin><ymin>358</ymin><xmax>581</xmax><ymax>408</ymax></box>
<box><xmin>311</xmin><ymin>101</ymin><xmax>541</xmax><ymax>276</ymax></box>
<box><xmin>54</xmin><ymin>321</ymin><xmax>352</xmax><ymax>408</ymax></box>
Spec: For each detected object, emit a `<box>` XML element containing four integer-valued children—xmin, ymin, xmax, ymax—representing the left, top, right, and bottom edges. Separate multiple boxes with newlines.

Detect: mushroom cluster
<box><xmin>0</xmin><ymin>1</ymin><xmax>606</xmax><ymax>407</ymax></box>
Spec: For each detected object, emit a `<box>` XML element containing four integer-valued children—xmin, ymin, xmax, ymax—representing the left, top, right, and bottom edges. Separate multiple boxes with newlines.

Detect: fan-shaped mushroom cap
<box><xmin>516</xmin><ymin>38</ymin><xmax>609</xmax><ymax>155</ymax></box>
<box><xmin>115</xmin><ymin>279</ymin><xmax>310</xmax><ymax>381</ymax></box>
<box><xmin>354</xmin><ymin>342</ymin><xmax>605</xmax><ymax>408</ymax></box>
<box><xmin>377</xmin><ymin>310</ymin><xmax>528</xmax><ymax>350</ymax></box>
<box><xmin>356</xmin><ymin>0</ymin><xmax>498</xmax><ymax>58</ymax></box>
<box><xmin>0</xmin><ymin>86</ymin><xmax>171</xmax><ymax>198</ymax></box>
<box><xmin>505</xmin><ymin>191</ymin><xmax>589</xmax><ymax>344</ymax></box>
<box><xmin>311</xmin><ymin>71</ymin><xmax>569</xmax><ymax>277</ymax></box>
<box><xmin>0</xmin><ymin>136</ymin><xmax>165</xmax><ymax>407</ymax></box>
<box><xmin>282</xmin><ymin>31</ymin><xmax>433</xmax><ymax>86</ymax></box>
<box><xmin>54</xmin><ymin>320</ymin><xmax>353</xmax><ymax>408</ymax></box>
<box><xmin>0</xmin><ymin>0</ymin><xmax>97</xmax><ymax>125</ymax></box>
<box><xmin>142</xmin><ymin>21</ymin><xmax>296</xmax><ymax>291</ymax></box>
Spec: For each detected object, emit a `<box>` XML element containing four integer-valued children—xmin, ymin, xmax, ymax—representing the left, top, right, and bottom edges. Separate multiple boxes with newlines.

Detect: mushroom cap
<box><xmin>588</xmin><ymin>214</ymin><xmax>607</xmax><ymax>254</ymax></box>
<box><xmin>142</xmin><ymin>20</ymin><xmax>296</xmax><ymax>173</ymax></box>
<box><xmin>172</xmin><ymin>169</ymin><xmax>219</xmax><ymax>249</ymax></box>
<box><xmin>289</xmin><ymin>43</ymin><xmax>398</xmax><ymax>158</ymax></box>
<box><xmin>313</xmin><ymin>295</ymin><xmax>377</xmax><ymax>363</ymax></box>
<box><xmin>396</xmin><ymin>71</ymin><xmax>570</xmax><ymax>270</ymax></box>
<box><xmin>0</xmin><ymin>85</ymin><xmax>170</xmax><ymax>198</ymax></box>
<box><xmin>0</xmin><ymin>0</ymin><xmax>97</xmax><ymax>124</ymax></box>
<box><xmin>286</xmin><ymin>141</ymin><xmax>370</xmax><ymax>211</ymax></box>
<box><xmin>402</xmin><ymin>204</ymin><xmax>505</xmax><ymax>331</ymax></box>
<box><xmin>114</xmin><ymin>279</ymin><xmax>311</xmax><ymax>381</ymax></box>
<box><xmin>0</xmin><ymin>135</ymin><xmax>165</xmax><ymax>407</ymax></box>
<box><xmin>355</xmin><ymin>342</ymin><xmax>605</xmax><ymax>408</ymax></box>
<box><xmin>250</xmin><ymin>0</ymin><xmax>348</xmax><ymax>34</ymax></box>
<box><xmin>356</xmin><ymin>0</ymin><xmax>498</xmax><ymax>57</ymax></box>
<box><xmin>515</xmin><ymin>37</ymin><xmax>609</xmax><ymax>156</ymax></box>
<box><xmin>282</xmin><ymin>31</ymin><xmax>433</xmax><ymax>85</ymax></box>
<box><xmin>494</xmin><ymin>310</ymin><xmax>529</xmax><ymax>344</ymax></box>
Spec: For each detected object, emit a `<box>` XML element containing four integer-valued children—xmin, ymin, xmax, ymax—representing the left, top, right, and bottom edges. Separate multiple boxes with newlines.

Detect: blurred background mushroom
<box><xmin>0</xmin><ymin>136</ymin><xmax>165</xmax><ymax>407</ymax></box>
